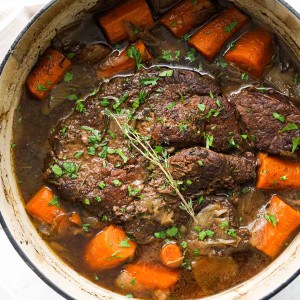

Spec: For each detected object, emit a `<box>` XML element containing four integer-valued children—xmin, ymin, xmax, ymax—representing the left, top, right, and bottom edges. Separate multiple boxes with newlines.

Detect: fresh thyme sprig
<box><xmin>105</xmin><ymin>109</ymin><xmax>197</xmax><ymax>223</ymax></box>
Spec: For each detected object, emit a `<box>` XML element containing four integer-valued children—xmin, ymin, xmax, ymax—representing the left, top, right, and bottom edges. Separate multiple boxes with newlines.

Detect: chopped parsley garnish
<box><xmin>159</xmin><ymin>50</ymin><xmax>180</xmax><ymax>61</ymax></box>
<box><xmin>159</xmin><ymin>69</ymin><xmax>174</xmax><ymax>77</ymax></box>
<box><xmin>62</xmin><ymin>161</ymin><xmax>79</xmax><ymax>178</ymax></box>
<box><xmin>186</xmin><ymin>179</ymin><xmax>192</xmax><ymax>185</ymax></box>
<box><xmin>204</xmin><ymin>134</ymin><xmax>214</xmax><ymax>149</ymax></box>
<box><xmin>241</xmin><ymin>134</ymin><xmax>248</xmax><ymax>139</ymax></box>
<box><xmin>127</xmin><ymin>45</ymin><xmax>142</xmax><ymax>69</ymax></box>
<box><xmin>80</xmin><ymin>200</ymin><xmax>89</xmax><ymax>210</ymax></box>
<box><xmin>98</xmin><ymin>181</ymin><xmax>106</xmax><ymax>189</ymax></box>
<box><xmin>220</xmin><ymin>221</ymin><xmax>229</xmax><ymax>229</ymax></box>
<box><xmin>140</xmin><ymin>77</ymin><xmax>159</xmax><ymax>86</ymax></box>
<box><xmin>197</xmin><ymin>103</ymin><xmax>206</xmax><ymax>112</ymax></box>
<box><xmin>64</xmin><ymin>72</ymin><xmax>74</xmax><ymax>83</ymax></box>
<box><xmin>166</xmin><ymin>226</ymin><xmax>179</xmax><ymax>237</ymax></box>
<box><xmin>67</xmin><ymin>53</ymin><xmax>76</xmax><ymax>59</ymax></box>
<box><xmin>224</xmin><ymin>21</ymin><xmax>238</xmax><ymax>32</ymax></box>
<box><xmin>94</xmin><ymin>196</ymin><xmax>102</xmax><ymax>202</ymax></box>
<box><xmin>112</xmin><ymin>179</ymin><xmax>122</xmax><ymax>187</ymax></box>
<box><xmin>74</xmin><ymin>151</ymin><xmax>84</xmax><ymax>158</ymax></box>
<box><xmin>198</xmin><ymin>195</ymin><xmax>204</xmax><ymax>205</ymax></box>
<box><xmin>126</xmin><ymin>294</ymin><xmax>133</xmax><ymax>299</ymax></box>
<box><xmin>280</xmin><ymin>175</ymin><xmax>288</xmax><ymax>181</ymax></box>
<box><xmin>119</xmin><ymin>238</ymin><xmax>131</xmax><ymax>248</ymax></box>
<box><xmin>65</xmin><ymin>94</ymin><xmax>78</xmax><ymax>101</ymax></box>
<box><xmin>170</xmin><ymin>21</ymin><xmax>178</xmax><ymax>27</ymax></box>
<box><xmin>216</xmin><ymin>59</ymin><xmax>228</xmax><ymax>68</ymax></box>
<box><xmin>75</xmin><ymin>100</ymin><xmax>86</xmax><ymax>113</ymax></box>
<box><xmin>264</xmin><ymin>211</ymin><xmax>278</xmax><ymax>227</ymax></box>
<box><xmin>37</xmin><ymin>84</ymin><xmax>47</xmax><ymax>91</ymax></box>
<box><xmin>185</xmin><ymin>48</ymin><xmax>196</xmax><ymax>62</ymax></box>
<box><xmin>272</xmin><ymin>112</ymin><xmax>285</xmax><ymax>123</ymax></box>
<box><xmin>241</xmin><ymin>73</ymin><xmax>249</xmax><ymax>81</ymax></box>
<box><xmin>128</xmin><ymin>186</ymin><xmax>141</xmax><ymax>197</ymax></box>
<box><xmin>48</xmin><ymin>196</ymin><xmax>61</xmax><ymax>208</ymax></box>
<box><xmin>292</xmin><ymin>137</ymin><xmax>300</xmax><ymax>153</ymax></box>
<box><xmin>280</xmin><ymin>123</ymin><xmax>298</xmax><ymax>132</ymax></box>
<box><xmin>100</xmin><ymin>98</ymin><xmax>110</xmax><ymax>107</ymax></box>
<box><xmin>51</xmin><ymin>164</ymin><xmax>63</xmax><ymax>177</ymax></box>
<box><xmin>113</xmin><ymin>93</ymin><xmax>128</xmax><ymax>110</ymax></box>
<box><xmin>178</xmin><ymin>121</ymin><xmax>188</xmax><ymax>132</ymax></box>
<box><xmin>198</xmin><ymin>160</ymin><xmax>203</xmax><ymax>166</ymax></box>
<box><xmin>198</xmin><ymin>229</ymin><xmax>214</xmax><ymax>240</ymax></box>
<box><xmin>166</xmin><ymin>102</ymin><xmax>176</xmax><ymax>110</ymax></box>
<box><xmin>227</xmin><ymin>228</ymin><xmax>237</xmax><ymax>238</ymax></box>
<box><xmin>82</xmin><ymin>224</ymin><xmax>90</xmax><ymax>232</ymax></box>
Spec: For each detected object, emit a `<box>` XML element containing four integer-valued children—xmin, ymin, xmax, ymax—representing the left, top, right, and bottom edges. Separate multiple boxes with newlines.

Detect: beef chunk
<box><xmin>169</xmin><ymin>147</ymin><xmax>256</xmax><ymax>195</ymax></box>
<box><xmin>231</xmin><ymin>89</ymin><xmax>300</xmax><ymax>157</ymax></box>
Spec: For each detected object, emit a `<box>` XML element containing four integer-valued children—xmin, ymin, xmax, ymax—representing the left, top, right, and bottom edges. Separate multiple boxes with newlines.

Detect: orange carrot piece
<box><xmin>160</xmin><ymin>243</ymin><xmax>183</xmax><ymax>268</ymax></box>
<box><xmin>69</xmin><ymin>212</ymin><xmax>81</xmax><ymax>225</ymax></box>
<box><xmin>98</xmin><ymin>0</ymin><xmax>154</xmax><ymax>44</ymax></box>
<box><xmin>84</xmin><ymin>225</ymin><xmax>136</xmax><ymax>271</ymax></box>
<box><xmin>189</xmin><ymin>7</ymin><xmax>249</xmax><ymax>60</ymax></box>
<box><xmin>25</xmin><ymin>186</ymin><xmax>65</xmax><ymax>224</ymax></box>
<box><xmin>159</xmin><ymin>0</ymin><xmax>215</xmax><ymax>38</ymax></box>
<box><xmin>256</xmin><ymin>152</ymin><xmax>300</xmax><ymax>190</ymax></box>
<box><xmin>26</xmin><ymin>49</ymin><xmax>71</xmax><ymax>100</ymax></box>
<box><xmin>250</xmin><ymin>195</ymin><xmax>300</xmax><ymax>257</ymax></box>
<box><xmin>125</xmin><ymin>263</ymin><xmax>179</xmax><ymax>290</ymax></box>
<box><xmin>224</xmin><ymin>28</ymin><xmax>273</xmax><ymax>77</ymax></box>
<box><xmin>97</xmin><ymin>40</ymin><xmax>152</xmax><ymax>79</ymax></box>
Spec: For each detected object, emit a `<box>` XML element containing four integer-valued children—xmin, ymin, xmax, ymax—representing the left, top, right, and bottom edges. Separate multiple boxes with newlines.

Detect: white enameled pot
<box><xmin>0</xmin><ymin>1</ymin><xmax>299</xmax><ymax>299</ymax></box>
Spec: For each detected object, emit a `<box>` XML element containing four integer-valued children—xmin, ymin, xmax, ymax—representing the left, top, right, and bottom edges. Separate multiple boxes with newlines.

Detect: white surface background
<box><xmin>0</xmin><ymin>0</ymin><xmax>299</xmax><ymax>299</ymax></box>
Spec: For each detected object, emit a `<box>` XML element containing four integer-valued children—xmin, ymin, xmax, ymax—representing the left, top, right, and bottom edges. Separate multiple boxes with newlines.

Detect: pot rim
<box><xmin>0</xmin><ymin>1</ymin><xmax>299</xmax><ymax>299</ymax></box>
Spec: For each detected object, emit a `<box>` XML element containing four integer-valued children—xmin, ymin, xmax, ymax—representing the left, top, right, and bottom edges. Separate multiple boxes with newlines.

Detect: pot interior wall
<box><xmin>0</xmin><ymin>0</ymin><xmax>299</xmax><ymax>299</ymax></box>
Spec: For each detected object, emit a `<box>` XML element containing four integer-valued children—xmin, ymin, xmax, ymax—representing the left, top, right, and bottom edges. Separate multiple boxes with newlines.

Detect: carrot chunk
<box><xmin>98</xmin><ymin>0</ymin><xmax>154</xmax><ymax>44</ymax></box>
<box><xmin>83</xmin><ymin>225</ymin><xmax>136</xmax><ymax>271</ymax></box>
<box><xmin>97</xmin><ymin>40</ymin><xmax>152</xmax><ymax>79</ymax></box>
<box><xmin>160</xmin><ymin>243</ymin><xmax>183</xmax><ymax>268</ymax></box>
<box><xmin>25</xmin><ymin>186</ymin><xmax>65</xmax><ymax>224</ymax></box>
<box><xmin>189</xmin><ymin>7</ymin><xmax>249</xmax><ymax>60</ymax></box>
<box><xmin>159</xmin><ymin>0</ymin><xmax>215</xmax><ymax>38</ymax></box>
<box><xmin>250</xmin><ymin>195</ymin><xmax>300</xmax><ymax>257</ymax></box>
<box><xmin>68</xmin><ymin>212</ymin><xmax>81</xmax><ymax>226</ymax></box>
<box><xmin>26</xmin><ymin>49</ymin><xmax>71</xmax><ymax>100</ymax></box>
<box><xmin>125</xmin><ymin>263</ymin><xmax>179</xmax><ymax>290</ymax></box>
<box><xmin>224</xmin><ymin>28</ymin><xmax>273</xmax><ymax>77</ymax></box>
<box><xmin>256</xmin><ymin>152</ymin><xmax>300</xmax><ymax>190</ymax></box>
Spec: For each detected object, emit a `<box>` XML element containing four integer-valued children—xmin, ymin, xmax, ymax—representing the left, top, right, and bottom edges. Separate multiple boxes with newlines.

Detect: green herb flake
<box><xmin>64</xmin><ymin>72</ymin><xmax>74</xmax><ymax>83</ymax></box>
<box><xmin>241</xmin><ymin>134</ymin><xmax>248</xmax><ymax>139</ymax></box>
<box><xmin>98</xmin><ymin>181</ymin><xmax>106</xmax><ymax>189</ymax></box>
<box><xmin>74</xmin><ymin>151</ymin><xmax>84</xmax><ymax>158</ymax></box>
<box><xmin>241</xmin><ymin>73</ymin><xmax>249</xmax><ymax>81</ymax></box>
<box><xmin>264</xmin><ymin>211</ymin><xmax>278</xmax><ymax>227</ymax></box>
<box><xmin>154</xmin><ymin>231</ymin><xmax>166</xmax><ymax>239</ymax></box>
<box><xmin>186</xmin><ymin>179</ymin><xmax>192</xmax><ymax>185</ymax></box>
<box><xmin>292</xmin><ymin>137</ymin><xmax>300</xmax><ymax>153</ymax></box>
<box><xmin>37</xmin><ymin>84</ymin><xmax>47</xmax><ymax>91</ymax></box>
<box><xmin>198</xmin><ymin>229</ymin><xmax>214</xmax><ymax>240</ymax></box>
<box><xmin>82</xmin><ymin>224</ymin><xmax>90</xmax><ymax>232</ymax></box>
<box><xmin>127</xmin><ymin>45</ymin><xmax>143</xmax><ymax>70</ymax></box>
<box><xmin>65</xmin><ymin>94</ymin><xmax>78</xmax><ymax>101</ymax></box>
<box><xmin>227</xmin><ymin>228</ymin><xmax>237</xmax><ymax>238</ymax></box>
<box><xmin>224</xmin><ymin>21</ymin><xmax>238</xmax><ymax>32</ymax></box>
<box><xmin>83</xmin><ymin>198</ymin><xmax>90</xmax><ymax>205</ymax></box>
<box><xmin>126</xmin><ymin>294</ymin><xmax>133</xmax><ymax>299</ymax></box>
<box><xmin>140</xmin><ymin>77</ymin><xmax>159</xmax><ymax>86</ymax></box>
<box><xmin>280</xmin><ymin>123</ymin><xmax>298</xmax><ymax>132</ymax></box>
<box><xmin>292</xmin><ymin>73</ymin><xmax>299</xmax><ymax>84</ymax></box>
<box><xmin>166</xmin><ymin>102</ymin><xmax>176</xmax><ymax>110</ymax></box>
<box><xmin>220</xmin><ymin>221</ymin><xmax>229</xmax><ymax>229</ymax></box>
<box><xmin>197</xmin><ymin>103</ymin><xmax>206</xmax><ymax>112</ymax></box>
<box><xmin>128</xmin><ymin>186</ymin><xmax>141</xmax><ymax>197</ymax></box>
<box><xmin>198</xmin><ymin>195</ymin><xmax>204</xmax><ymax>205</ymax></box>
<box><xmin>100</xmin><ymin>98</ymin><xmax>110</xmax><ymax>107</ymax></box>
<box><xmin>185</xmin><ymin>48</ymin><xmax>196</xmax><ymax>62</ymax></box>
<box><xmin>272</xmin><ymin>112</ymin><xmax>285</xmax><ymax>123</ymax></box>
<box><xmin>48</xmin><ymin>196</ymin><xmax>61</xmax><ymax>208</ymax></box>
<box><xmin>119</xmin><ymin>238</ymin><xmax>131</xmax><ymax>248</ymax></box>
<box><xmin>280</xmin><ymin>175</ymin><xmax>288</xmax><ymax>181</ymax></box>
<box><xmin>94</xmin><ymin>196</ymin><xmax>102</xmax><ymax>202</ymax></box>
<box><xmin>159</xmin><ymin>69</ymin><xmax>174</xmax><ymax>77</ymax></box>
<box><xmin>67</xmin><ymin>53</ymin><xmax>76</xmax><ymax>59</ymax></box>
<box><xmin>112</xmin><ymin>179</ymin><xmax>122</xmax><ymax>187</ymax></box>
<box><xmin>166</xmin><ymin>226</ymin><xmax>179</xmax><ymax>237</ymax></box>
<box><xmin>130</xmin><ymin>278</ymin><xmax>136</xmax><ymax>286</ymax></box>
<box><xmin>198</xmin><ymin>160</ymin><xmax>203</xmax><ymax>166</ymax></box>
<box><xmin>51</xmin><ymin>164</ymin><xmax>63</xmax><ymax>177</ymax></box>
